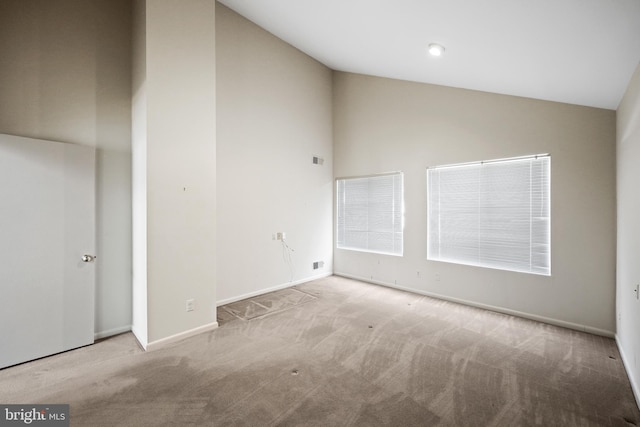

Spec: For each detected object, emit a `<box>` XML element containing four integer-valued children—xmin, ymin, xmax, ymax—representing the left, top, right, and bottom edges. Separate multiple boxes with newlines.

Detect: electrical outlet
<box><xmin>435</xmin><ymin>273</ymin><xmax>441</xmax><ymax>282</ymax></box>
<box><xmin>186</xmin><ymin>299</ymin><xmax>195</xmax><ymax>312</ymax></box>
<box><xmin>275</xmin><ymin>232</ymin><xmax>286</xmax><ymax>241</ymax></box>
<box><xmin>313</xmin><ymin>260</ymin><xmax>325</xmax><ymax>270</ymax></box>
<box><xmin>417</xmin><ymin>271</ymin><xmax>421</xmax><ymax>278</ymax></box>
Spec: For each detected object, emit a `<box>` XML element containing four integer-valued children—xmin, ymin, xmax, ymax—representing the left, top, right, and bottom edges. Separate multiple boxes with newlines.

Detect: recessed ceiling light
<box><xmin>428</xmin><ymin>43</ymin><xmax>445</xmax><ymax>57</ymax></box>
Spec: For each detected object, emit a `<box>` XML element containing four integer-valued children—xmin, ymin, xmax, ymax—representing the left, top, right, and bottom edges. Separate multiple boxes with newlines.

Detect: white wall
<box><xmin>131</xmin><ymin>0</ymin><xmax>148</xmax><ymax>346</ymax></box>
<box><xmin>617</xmin><ymin>61</ymin><xmax>640</xmax><ymax>404</ymax></box>
<box><xmin>133</xmin><ymin>0</ymin><xmax>217</xmax><ymax>346</ymax></box>
<box><xmin>333</xmin><ymin>72</ymin><xmax>617</xmax><ymax>335</ymax></box>
<box><xmin>0</xmin><ymin>0</ymin><xmax>133</xmax><ymax>339</ymax></box>
<box><xmin>215</xmin><ymin>4</ymin><xmax>334</xmax><ymax>303</ymax></box>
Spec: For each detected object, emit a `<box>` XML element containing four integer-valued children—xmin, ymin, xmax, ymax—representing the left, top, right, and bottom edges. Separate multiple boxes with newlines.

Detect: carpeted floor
<box><xmin>219</xmin><ymin>287</ymin><xmax>317</xmax><ymax>321</ymax></box>
<box><xmin>0</xmin><ymin>276</ymin><xmax>638</xmax><ymax>426</ymax></box>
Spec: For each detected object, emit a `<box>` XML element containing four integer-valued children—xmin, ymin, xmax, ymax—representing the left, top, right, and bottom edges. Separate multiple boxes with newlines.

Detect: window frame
<box><xmin>426</xmin><ymin>154</ymin><xmax>551</xmax><ymax>276</ymax></box>
<box><xmin>336</xmin><ymin>171</ymin><xmax>404</xmax><ymax>257</ymax></box>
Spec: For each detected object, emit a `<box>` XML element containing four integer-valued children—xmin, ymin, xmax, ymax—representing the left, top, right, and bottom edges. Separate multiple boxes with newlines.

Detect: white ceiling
<box><xmin>218</xmin><ymin>0</ymin><xmax>640</xmax><ymax>110</ymax></box>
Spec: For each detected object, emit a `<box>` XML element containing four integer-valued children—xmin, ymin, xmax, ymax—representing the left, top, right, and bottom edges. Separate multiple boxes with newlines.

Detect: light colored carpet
<box><xmin>0</xmin><ymin>276</ymin><xmax>638</xmax><ymax>426</ymax></box>
<box><xmin>219</xmin><ymin>288</ymin><xmax>316</xmax><ymax>321</ymax></box>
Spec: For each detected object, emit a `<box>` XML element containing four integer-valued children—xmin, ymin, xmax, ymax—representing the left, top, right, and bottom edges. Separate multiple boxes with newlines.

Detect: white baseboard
<box><xmin>216</xmin><ymin>272</ymin><xmax>333</xmax><ymax>306</ymax></box>
<box><xmin>616</xmin><ymin>335</ymin><xmax>640</xmax><ymax>411</ymax></box>
<box><xmin>94</xmin><ymin>325</ymin><xmax>132</xmax><ymax>341</ymax></box>
<box><xmin>131</xmin><ymin>325</ymin><xmax>148</xmax><ymax>350</ymax></box>
<box><xmin>145</xmin><ymin>322</ymin><xmax>219</xmax><ymax>352</ymax></box>
<box><xmin>335</xmin><ymin>272</ymin><xmax>615</xmax><ymax>338</ymax></box>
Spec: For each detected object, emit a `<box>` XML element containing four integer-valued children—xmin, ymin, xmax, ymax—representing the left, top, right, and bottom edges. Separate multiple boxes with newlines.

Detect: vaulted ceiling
<box><xmin>219</xmin><ymin>0</ymin><xmax>640</xmax><ymax>110</ymax></box>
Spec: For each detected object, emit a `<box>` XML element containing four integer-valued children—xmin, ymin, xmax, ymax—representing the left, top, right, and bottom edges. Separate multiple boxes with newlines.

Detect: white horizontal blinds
<box><xmin>530</xmin><ymin>157</ymin><xmax>551</xmax><ymax>274</ymax></box>
<box><xmin>336</xmin><ymin>173</ymin><xmax>403</xmax><ymax>255</ymax></box>
<box><xmin>428</xmin><ymin>156</ymin><xmax>550</xmax><ymax>275</ymax></box>
<box><xmin>428</xmin><ymin>165</ymin><xmax>481</xmax><ymax>264</ymax></box>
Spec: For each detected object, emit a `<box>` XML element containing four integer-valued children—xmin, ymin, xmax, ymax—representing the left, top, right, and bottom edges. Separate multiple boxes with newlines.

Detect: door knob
<box><xmin>82</xmin><ymin>254</ymin><xmax>96</xmax><ymax>263</ymax></box>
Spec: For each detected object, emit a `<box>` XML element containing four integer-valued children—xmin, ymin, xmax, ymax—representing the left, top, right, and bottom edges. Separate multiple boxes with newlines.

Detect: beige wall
<box><xmin>333</xmin><ymin>72</ymin><xmax>617</xmax><ymax>334</ymax></box>
<box><xmin>0</xmin><ymin>0</ymin><xmax>132</xmax><ymax>338</ymax></box>
<box><xmin>215</xmin><ymin>4</ymin><xmax>334</xmax><ymax>303</ymax></box>
<box><xmin>617</xmin><ymin>61</ymin><xmax>640</xmax><ymax>403</ymax></box>
<box><xmin>132</xmin><ymin>0</ymin><xmax>217</xmax><ymax>347</ymax></box>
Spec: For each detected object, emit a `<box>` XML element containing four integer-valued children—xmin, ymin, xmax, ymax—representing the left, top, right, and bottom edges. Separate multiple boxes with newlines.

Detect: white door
<box><xmin>0</xmin><ymin>134</ymin><xmax>95</xmax><ymax>369</ymax></box>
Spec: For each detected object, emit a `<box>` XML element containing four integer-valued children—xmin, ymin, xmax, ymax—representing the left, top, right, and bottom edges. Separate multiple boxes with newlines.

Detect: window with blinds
<box><xmin>336</xmin><ymin>172</ymin><xmax>404</xmax><ymax>256</ymax></box>
<box><xmin>427</xmin><ymin>155</ymin><xmax>550</xmax><ymax>275</ymax></box>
